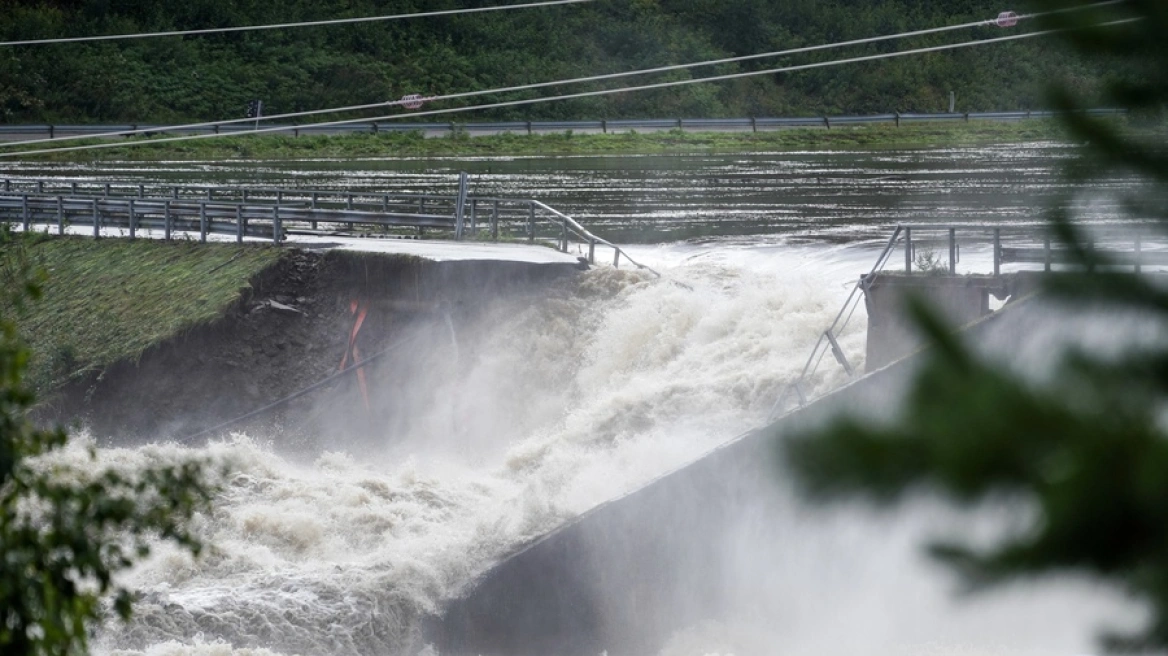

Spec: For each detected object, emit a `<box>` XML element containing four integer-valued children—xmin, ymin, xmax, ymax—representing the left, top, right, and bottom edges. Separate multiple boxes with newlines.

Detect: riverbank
<box><xmin>5</xmin><ymin>236</ymin><xmax>284</xmax><ymax>394</ymax></box>
<box><xmin>7</xmin><ymin>232</ymin><xmax>583</xmax><ymax>442</ymax></box>
<box><xmin>11</xmin><ymin>119</ymin><xmax>1081</xmax><ymax>162</ymax></box>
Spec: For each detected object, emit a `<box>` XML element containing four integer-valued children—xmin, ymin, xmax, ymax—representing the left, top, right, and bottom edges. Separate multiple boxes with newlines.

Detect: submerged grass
<box><xmin>4</xmin><ymin>235</ymin><xmax>283</xmax><ymax>393</ymax></box>
<box><xmin>10</xmin><ymin>119</ymin><xmax>1089</xmax><ymax>162</ymax></box>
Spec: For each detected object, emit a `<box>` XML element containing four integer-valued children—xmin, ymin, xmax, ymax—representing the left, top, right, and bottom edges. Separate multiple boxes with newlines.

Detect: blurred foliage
<box><xmin>0</xmin><ymin>0</ymin><xmax>1142</xmax><ymax>123</ymax></box>
<box><xmin>0</xmin><ymin>228</ymin><xmax>215</xmax><ymax>655</ymax></box>
<box><xmin>783</xmin><ymin>0</ymin><xmax>1168</xmax><ymax>650</ymax></box>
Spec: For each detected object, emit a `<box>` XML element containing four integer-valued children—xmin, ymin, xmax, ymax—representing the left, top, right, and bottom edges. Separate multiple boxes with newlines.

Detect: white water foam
<box><xmin>92</xmin><ymin>244</ymin><xmax>864</xmax><ymax>656</ymax></box>
<box><xmin>81</xmin><ymin>239</ymin><xmax>1150</xmax><ymax>656</ymax></box>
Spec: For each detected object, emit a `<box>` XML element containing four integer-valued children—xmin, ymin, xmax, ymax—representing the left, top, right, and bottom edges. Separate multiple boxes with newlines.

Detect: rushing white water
<box><xmin>84</xmin><ymin>238</ymin><xmax>1147</xmax><ymax>656</ymax></box>
<box><xmin>91</xmin><ymin>243</ymin><xmax>870</xmax><ymax>656</ymax></box>
<box><xmin>23</xmin><ymin>142</ymin><xmax>1148</xmax><ymax>655</ymax></box>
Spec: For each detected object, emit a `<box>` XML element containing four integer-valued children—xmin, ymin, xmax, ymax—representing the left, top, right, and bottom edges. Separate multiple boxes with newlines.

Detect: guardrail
<box><xmin>0</xmin><ymin>109</ymin><xmax>1127</xmax><ymax>141</ymax></box>
<box><xmin>769</xmin><ymin>220</ymin><xmax>1167</xmax><ymax>418</ymax></box>
<box><xmin>0</xmin><ymin>174</ymin><xmax>658</xmax><ymax>276</ymax></box>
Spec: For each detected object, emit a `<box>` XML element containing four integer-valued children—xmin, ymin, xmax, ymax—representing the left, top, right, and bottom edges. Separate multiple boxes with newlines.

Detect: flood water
<box><xmin>0</xmin><ymin>142</ymin><xmax>1136</xmax><ymax>244</ymax></box>
<box><xmin>3</xmin><ymin>142</ymin><xmax>1153</xmax><ymax>656</ymax></box>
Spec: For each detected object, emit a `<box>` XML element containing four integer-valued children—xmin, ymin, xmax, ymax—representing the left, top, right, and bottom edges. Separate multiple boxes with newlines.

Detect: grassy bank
<box><xmin>3</xmin><ymin>235</ymin><xmax>283</xmax><ymax>393</ymax></box>
<box><xmin>12</xmin><ymin>119</ymin><xmax>1086</xmax><ymax>162</ymax></box>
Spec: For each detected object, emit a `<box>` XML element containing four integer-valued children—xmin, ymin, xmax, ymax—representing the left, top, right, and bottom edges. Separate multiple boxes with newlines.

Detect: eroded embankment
<box><xmin>36</xmin><ymin>243</ymin><xmax>581</xmax><ymax>444</ymax></box>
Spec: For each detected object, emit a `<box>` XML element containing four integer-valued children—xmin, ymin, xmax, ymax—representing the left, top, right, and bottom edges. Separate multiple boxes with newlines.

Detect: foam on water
<box><xmin>91</xmin><ymin>245</ymin><xmax>864</xmax><ymax>655</ymax></box>
<box><xmin>85</xmin><ymin>240</ymin><xmax>1146</xmax><ymax>656</ymax></box>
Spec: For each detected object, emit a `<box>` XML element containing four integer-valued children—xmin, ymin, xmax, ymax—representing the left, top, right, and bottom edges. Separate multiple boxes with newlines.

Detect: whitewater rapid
<box><xmin>83</xmin><ymin>238</ymin><xmax>1145</xmax><ymax>656</ymax></box>
<box><xmin>89</xmin><ymin>242</ymin><xmax>868</xmax><ymax>656</ymax></box>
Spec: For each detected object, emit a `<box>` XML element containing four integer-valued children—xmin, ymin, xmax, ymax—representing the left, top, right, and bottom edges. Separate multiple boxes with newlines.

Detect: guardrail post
<box><xmin>527</xmin><ymin>203</ymin><xmax>535</xmax><ymax>243</ymax></box>
<box><xmin>491</xmin><ymin>200</ymin><xmax>499</xmax><ymax>240</ymax></box>
<box><xmin>993</xmin><ymin>228</ymin><xmax>1001</xmax><ymax>276</ymax></box>
<box><xmin>751</xmin><ymin>116</ymin><xmax>757</xmax><ymax>133</ymax></box>
<box><xmin>560</xmin><ymin>219</ymin><xmax>568</xmax><ymax>252</ymax></box>
<box><xmin>602</xmin><ymin>119</ymin><xmax>607</xmax><ymax>134</ymax></box>
<box><xmin>895</xmin><ymin>111</ymin><xmax>900</xmax><ymax>128</ymax></box>
<box><xmin>614</xmin><ymin>249</ymin><xmax>621</xmax><ymax>268</ymax></box>
<box><xmin>904</xmin><ymin>226</ymin><xmax>912</xmax><ymax>272</ymax></box>
<box><xmin>56</xmin><ymin>196</ymin><xmax>64</xmax><ymax>236</ymax></box>
<box><xmin>92</xmin><ymin>199</ymin><xmax>100</xmax><ymax>239</ymax></box>
<box><xmin>588</xmin><ymin>239</ymin><xmax>596</xmax><ymax>264</ymax></box>
<box><xmin>138</xmin><ymin>184</ymin><xmax>144</xmax><ymax>198</ymax></box>
<box><xmin>1135</xmin><ymin>233</ymin><xmax>1142</xmax><ymax>273</ymax></box>
<box><xmin>21</xmin><ymin>194</ymin><xmax>29</xmax><ymax>231</ymax></box>
<box><xmin>164</xmin><ymin>200</ymin><xmax>172</xmax><ymax>240</ymax></box>
<box><xmin>527</xmin><ymin>121</ymin><xmax>533</xmax><ymax>136</ymax></box>
<box><xmin>823</xmin><ymin>116</ymin><xmax>831</xmax><ymax>130</ymax></box>
<box><xmin>273</xmin><ymin>206</ymin><xmax>282</xmax><ymax>245</ymax></box>
<box><xmin>104</xmin><ymin>183</ymin><xmax>110</xmax><ymax>197</ymax></box>
<box><xmin>199</xmin><ymin>203</ymin><xmax>208</xmax><ymax>243</ymax></box>
<box><xmin>454</xmin><ymin>172</ymin><xmax>469</xmax><ymax>241</ymax></box>
<box><xmin>36</xmin><ymin>181</ymin><xmax>44</xmax><ymax>194</ymax></box>
<box><xmin>236</xmin><ymin>205</ymin><xmax>243</xmax><ymax>243</ymax></box>
<box><xmin>3</xmin><ymin>179</ymin><xmax>9</xmax><ymax>192</ymax></box>
<box><xmin>469</xmin><ymin>200</ymin><xmax>477</xmax><ymax>234</ymax></box>
<box><xmin>49</xmin><ymin>125</ymin><xmax>54</xmax><ymax>139</ymax></box>
<box><xmin>948</xmin><ymin>228</ymin><xmax>956</xmax><ymax>273</ymax></box>
<box><xmin>129</xmin><ymin>199</ymin><xmax>136</xmax><ymax>239</ymax></box>
<box><xmin>172</xmin><ymin>187</ymin><xmax>179</xmax><ymax>199</ymax></box>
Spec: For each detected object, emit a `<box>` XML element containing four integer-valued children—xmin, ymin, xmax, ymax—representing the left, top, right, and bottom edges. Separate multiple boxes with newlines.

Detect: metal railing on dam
<box><xmin>0</xmin><ymin>109</ymin><xmax>1126</xmax><ymax>141</ymax></box>
<box><xmin>772</xmin><ymin>220</ymin><xmax>1168</xmax><ymax>417</ymax></box>
<box><xmin>0</xmin><ymin>174</ymin><xmax>659</xmax><ymax>276</ymax></box>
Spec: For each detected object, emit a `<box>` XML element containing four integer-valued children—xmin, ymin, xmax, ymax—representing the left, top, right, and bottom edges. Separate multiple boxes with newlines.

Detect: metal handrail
<box><xmin>0</xmin><ymin>175</ymin><xmax>656</xmax><ymax>273</ymax></box>
<box><xmin>530</xmin><ymin>200</ymin><xmax>660</xmax><ymax>277</ymax></box>
<box><xmin>768</xmin><ymin>225</ymin><xmax>902</xmax><ymax>419</ymax></box>
<box><xmin>767</xmin><ymin>219</ymin><xmax>1168</xmax><ymax>420</ymax></box>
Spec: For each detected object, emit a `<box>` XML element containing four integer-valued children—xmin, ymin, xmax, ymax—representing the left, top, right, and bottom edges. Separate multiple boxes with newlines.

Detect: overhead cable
<box><xmin>0</xmin><ymin>0</ymin><xmax>593</xmax><ymax>47</ymax></box>
<box><xmin>0</xmin><ymin>2</ymin><xmax>1121</xmax><ymax>149</ymax></box>
<box><xmin>0</xmin><ymin>19</ymin><xmax>1138</xmax><ymax>158</ymax></box>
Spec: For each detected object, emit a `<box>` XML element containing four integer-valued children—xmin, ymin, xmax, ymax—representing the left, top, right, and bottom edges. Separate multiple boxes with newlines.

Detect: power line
<box><xmin>0</xmin><ymin>0</ymin><xmax>594</xmax><ymax>47</ymax></box>
<box><xmin>0</xmin><ymin>3</ymin><xmax>1116</xmax><ymax>150</ymax></box>
<box><xmin>1</xmin><ymin>27</ymin><xmax>1095</xmax><ymax>159</ymax></box>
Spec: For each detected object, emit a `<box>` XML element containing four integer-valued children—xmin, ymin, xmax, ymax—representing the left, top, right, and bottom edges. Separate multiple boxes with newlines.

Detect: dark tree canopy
<box><xmin>0</xmin><ymin>0</ymin><xmax>1137</xmax><ymax>123</ymax></box>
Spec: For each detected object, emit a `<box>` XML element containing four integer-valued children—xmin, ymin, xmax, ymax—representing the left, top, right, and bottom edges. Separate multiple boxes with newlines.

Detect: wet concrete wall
<box><xmin>863</xmin><ymin>273</ymin><xmax>1031</xmax><ymax>371</ymax></box>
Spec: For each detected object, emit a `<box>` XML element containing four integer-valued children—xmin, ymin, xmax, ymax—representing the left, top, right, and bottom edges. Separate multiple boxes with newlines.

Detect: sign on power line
<box><xmin>400</xmin><ymin>94</ymin><xmax>426</xmax><ymax>110</ymax></box>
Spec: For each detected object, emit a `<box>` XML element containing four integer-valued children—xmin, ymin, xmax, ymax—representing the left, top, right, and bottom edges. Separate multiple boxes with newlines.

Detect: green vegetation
<box><xmin>22</xmin><ymin>119</ymin><xmax>1084</xmax><ymax>162</ymax></box>
<box><xmin>784</xmin><ymin>1</ymin><xmax>1168</xmax><ymax>650</ymax></box>
<box><xmin>0</xmin><ymin>229</ymin><xmax>214</xmax><ymax>656</ymax></box>
<box><xmin>0</xmin><ymin>0</ymin><xmax>1135</xmax><ymax>125</ymax></box>
<box><xmin>1</xmin><ymin>235</ymin><xmax>283</xmax><ymax>393</ymax></box>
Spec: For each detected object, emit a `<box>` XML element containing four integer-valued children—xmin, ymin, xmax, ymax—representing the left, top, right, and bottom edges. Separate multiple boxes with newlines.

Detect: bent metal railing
<box><xmin>768</xmin><ymin>220</ymin><xmax>1168</xmax><ymax>420</ymax></box>
<box><xmin>0</xmin><ymin>174</ymin><xmax>657</xmax><ymax>275</ymax></box>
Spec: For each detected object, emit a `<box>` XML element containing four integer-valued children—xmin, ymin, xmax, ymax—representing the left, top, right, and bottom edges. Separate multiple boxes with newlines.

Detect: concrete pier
<box><xmin>862</xmin><ymin>272</ymin><xmax>1037</xmax><ymax>370</ymax></box>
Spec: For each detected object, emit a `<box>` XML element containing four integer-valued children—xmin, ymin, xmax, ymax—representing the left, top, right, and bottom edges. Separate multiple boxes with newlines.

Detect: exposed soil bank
<box><xmin>42</xmin><ymin>249</ymin><xmax>581</xmax><ymax>445</ymax></box>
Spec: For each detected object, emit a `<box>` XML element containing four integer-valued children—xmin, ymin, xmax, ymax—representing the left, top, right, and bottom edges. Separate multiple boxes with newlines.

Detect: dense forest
<box><xmin>0</xmin><ymin>0</ymin><xmax>1129</xmax><ymax>124</ymax></box>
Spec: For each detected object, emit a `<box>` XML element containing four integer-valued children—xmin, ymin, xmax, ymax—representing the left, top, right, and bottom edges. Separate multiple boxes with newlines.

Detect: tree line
<box><xmin>0</xmin><ymin>0</ymin><xmax>1134</xmax><ymax>124</ymax></box>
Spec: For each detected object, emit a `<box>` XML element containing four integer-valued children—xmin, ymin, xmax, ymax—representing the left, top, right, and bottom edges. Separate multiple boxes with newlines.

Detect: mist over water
<box><xmin>87</xmin><ymin>246</ymin><xmax>869</xmax><ymax>656</ymax></box>
<box><xmin>9</xmin><ymin>146</ymin><xmax>1150</xmax><ymax>655</ymax></box>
